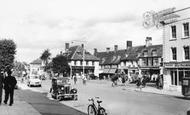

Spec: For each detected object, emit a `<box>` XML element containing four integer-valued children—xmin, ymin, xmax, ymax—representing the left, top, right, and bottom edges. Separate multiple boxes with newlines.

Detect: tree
<box><xmin>51</xmin><ymin>54</ymin><xmax>70</xmax><ymax>77</ymax></box>
<box><xmin>40</xmin><ymin>49</ymin><xmax>51</xmax><ymax>71</ymax></box>
<box><xmin>0</xmin><ymin>39</ymin><xmax>16</xmax><ymax>71</ymax></box>
<box><xmin>13</xmin><ymin>61</ymin><xmax>26</xmax><ymax>77</ymax></box>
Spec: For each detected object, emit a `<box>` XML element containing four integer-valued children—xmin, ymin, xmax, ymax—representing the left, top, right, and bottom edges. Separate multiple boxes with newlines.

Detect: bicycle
<box><xmin>87</xmin><ymin>97</ymin><xmax>107</xmax><ymax>115</ymax></box>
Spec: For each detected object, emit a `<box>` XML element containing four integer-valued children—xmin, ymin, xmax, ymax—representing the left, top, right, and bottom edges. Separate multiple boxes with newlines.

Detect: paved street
<box><xmin>18</xmin><ymin>79</ymin><xmax>190</xmax><ymax>115</ymax></box>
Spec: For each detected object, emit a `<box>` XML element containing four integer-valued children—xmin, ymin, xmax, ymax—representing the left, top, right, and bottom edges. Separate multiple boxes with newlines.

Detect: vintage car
<box><xmin>50</xmin><ymin>77</ymin><xmax>78</xmax><ymax>101</ymax></box>
<box><xmin>27</xmin><ymin>75</ymin><xmax>42</xmax><ymax>87</ymax></box>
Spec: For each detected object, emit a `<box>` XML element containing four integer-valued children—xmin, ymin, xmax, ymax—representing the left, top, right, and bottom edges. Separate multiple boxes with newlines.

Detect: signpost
<box><xmin>143</xmin><ymin>7</ymin><xmax>180</xmax><ymax>28</ymax></box>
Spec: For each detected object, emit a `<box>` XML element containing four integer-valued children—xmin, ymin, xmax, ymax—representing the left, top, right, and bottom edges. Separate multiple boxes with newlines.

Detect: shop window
<box><xmin>184</xmin><ymin>46</ymin><xmax>190</xmax><ymax>60</ymax></box>
<box><xmin>171</xmin><ymin>25</ymin><xmax>177</xmax><ymax>39</ymax></box>
<box><xmin>185</xmin><ymin>71</ymin><xmax>190</xmax><ymax>78</ymax></box>
<box><xmin>171</xmin><ymin>70</ymin><xmax>177</xmax><ymax>85</ymax></box>
<box><xmin>183</xmin><ymin>22</ymin><xmax>189</xmax><ymax>37</ymax></box>
<box><xmin>171</xmin><ymin>47</ymin><xmax>177</xmax><ymax>60</ymax></box>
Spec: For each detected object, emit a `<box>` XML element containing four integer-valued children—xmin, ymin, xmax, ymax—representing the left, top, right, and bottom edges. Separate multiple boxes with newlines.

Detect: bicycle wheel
<box><xmin>98</xmin><ymin>107</ymin><xmax>107</xmax><ymax>115</ymax></box>
<box><xmin>88</xmin><ymin>105</ymin><xmax>96</xmax><ymax>115</ymax></box>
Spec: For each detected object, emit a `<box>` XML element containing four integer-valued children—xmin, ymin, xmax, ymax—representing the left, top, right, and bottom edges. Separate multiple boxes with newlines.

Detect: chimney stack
<box><xmin>114</xmin><ymin>45</ymin><xmax>118</xmax><ymax>52</ymax></box>
<box><xmin>81</xmin><ymin>44</ymin><xmax>84</xmax><ymax>48</ymax></box>
<box><xmin>106</xmin><ymin>47</ymin><xmax>110</xmax><ymax>53</ymax></box>
<box><xmin>126</xmin><ymin>41</ymin><xmax>132</xmax><ymax>49</ymax></box>
<box><xmin>65</xmin><ymin>43</ymin><xmax>69</xmax><ymax>52</ymax></box>
<box><xmin>145</xmin><ymin>37</ymin><xmax>152</xmax><ymax>47</ymax></box>
<box><xmin>94</xmin><ymin>48</ymin><xmax>97</xmax><ymax>56</ymax></box>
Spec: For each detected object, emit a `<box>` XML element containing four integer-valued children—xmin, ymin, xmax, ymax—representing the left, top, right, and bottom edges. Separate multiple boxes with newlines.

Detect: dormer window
<box><xmin>143</xmin><ymin>51</ymin><xmax>148</xmax><ymax>57</ymax></box>
<box><xmin>151</xmin><ymin>50</ymin><xmax>157</xmax><ymax>56</ymax></box>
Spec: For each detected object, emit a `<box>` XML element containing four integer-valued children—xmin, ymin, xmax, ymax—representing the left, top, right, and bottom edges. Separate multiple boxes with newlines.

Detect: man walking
<box><xmin>3</xmin><ymin>69</ymin><xmax>17</xmax><ymax>106</ymax></box>
<box><xmin>0</xmin><ymin>71</ymin><xmax>4</xmax><ymax>105</ymax></box>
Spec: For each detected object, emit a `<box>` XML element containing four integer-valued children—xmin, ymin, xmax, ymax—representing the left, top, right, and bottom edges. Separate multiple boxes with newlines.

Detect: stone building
<box><xmin>163</xmin><ymin>8</ymin><xmax>190</xmax><ymax>91</ymax></box>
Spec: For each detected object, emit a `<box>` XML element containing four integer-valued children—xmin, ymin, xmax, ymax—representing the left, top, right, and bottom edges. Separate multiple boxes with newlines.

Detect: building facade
<box><xmin>29</xmin><ymin>58</ymin><xmax>44</xmax><ymax>76</ymax></box>
<box><xmin>163</xmin><ymin>8</ymin><xmax>190</xmax><ymax>91</ymax></box>
<box><xmin>64</xmin><ymin>43</ymin><xmax>99</xmax><ymax>77</ymax></box>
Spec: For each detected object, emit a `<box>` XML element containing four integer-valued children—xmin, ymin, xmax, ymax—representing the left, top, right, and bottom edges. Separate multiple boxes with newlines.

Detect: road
<box><xmin>22</xmin><ymin>79</ymin><xmax>190</xmax><ymax>115</ymax></box>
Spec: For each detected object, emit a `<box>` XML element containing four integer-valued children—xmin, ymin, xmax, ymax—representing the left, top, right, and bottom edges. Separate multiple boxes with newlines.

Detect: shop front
<box><xmin>164</xmin><ymin>62</ymin><xmax>190</xmax><ymax>92</ymax></box>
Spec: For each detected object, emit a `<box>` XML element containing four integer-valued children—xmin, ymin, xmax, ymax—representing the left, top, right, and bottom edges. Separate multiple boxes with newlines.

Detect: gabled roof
<box><xmin>30</xmin><ymin>58</ymin><xmax>42</xmax><ymax>65</ymax></box>
<box><xmin>66</xmin><ymin>45</ymin><xmax>99</xmax><ymax>61</ymax></box>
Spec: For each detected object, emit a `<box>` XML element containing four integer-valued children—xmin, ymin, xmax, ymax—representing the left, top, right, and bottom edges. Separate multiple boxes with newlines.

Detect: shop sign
<box><xmin>164</xmin><ymin>62</ymin><xmax>190</xmax><ymax>68</ymax></box>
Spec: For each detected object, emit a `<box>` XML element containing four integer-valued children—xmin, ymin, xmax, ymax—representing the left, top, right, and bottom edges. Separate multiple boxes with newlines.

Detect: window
<box><xmin>185</xmin><ymin>71</ymin><xmax>190</xmax><ymax>78</ymax></box>
<box><xmin>183</xmin><ymin>22</ymin><xmax>189</xmax><ymax>37</ymax></box>
<box><xmin>151</xmin><ymin>50</ymin><xmax>157</xmax><ymax>56</ymax></box>
<box><xmin>143</xmin><ymin>51</ymin><xmax>148</xmax><ymax>57</ymax></box>
<box><xmin>142</xmin><ymin>58</ymin><xmax>148</xmax><ymax>66</ymax></box>
<box><xmin>74</xmin><ymin>61</ymin><xmax>77</xmax><ymax>65</ymax></box>
<box><xmin>171</xmin><ymin>47</ymin><xmax>177</xmax><ymax>60</ymax></box>
<box><xmin>184</xmin><ymin>46</ymin><xmax>190</xmax><ymax>60</ymax></box>
<box><xmin>171</xmin><ymin>25</ymin><xmax>177</xmax><ymax>38</ymax></box>
<box><xmin>86</xmin><ymin>61</ymin><xmax>89</xmax><ymax>65</ymax></box>
<box><xmin>92</xmin><ymin>61</ymin><xmax>94</xmax><ymax>66</ymax></box>
<box><xmin>80</xmin><ymin>61</ymin><xmax>82</xmax><ymax>65</ymax></box>
<box><xmin>153</xmin><ymin>58</ymin><xmax>159</xmax><ymax>66</ymax></box>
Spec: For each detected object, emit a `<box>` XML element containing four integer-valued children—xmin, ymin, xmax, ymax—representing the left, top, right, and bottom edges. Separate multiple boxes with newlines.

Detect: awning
<box><xmin>108</xmin><ymin>69</ymin><xmax>117</xmax><ymax>74</ymax></box>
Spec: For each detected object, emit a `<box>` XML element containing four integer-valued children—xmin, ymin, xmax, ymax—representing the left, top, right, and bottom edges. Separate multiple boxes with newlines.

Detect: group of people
<box><xmin>0</xmin><ymin>69</ymin><xmax>17</xmax><ymax>106</ymax></box>
<box><xmin>72</xmin><ymin>74</ymin><xmax>87</xmax><ymax>85</ymax></box>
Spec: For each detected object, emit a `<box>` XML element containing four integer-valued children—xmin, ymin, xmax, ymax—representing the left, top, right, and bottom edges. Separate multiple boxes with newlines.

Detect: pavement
<box><xmin>0</xmin><ymin>88</ymin><xmax>41</xmax><ymax>115</ymax></box>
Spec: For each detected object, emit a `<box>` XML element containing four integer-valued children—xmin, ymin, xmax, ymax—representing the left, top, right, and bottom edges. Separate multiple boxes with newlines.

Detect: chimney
<box><xmin>106</xmin><ymin>47</ymin><xmax>110</xmax><ymax>53</ymax></box>
<box><xmin>94</xmin><ymin>48</ymin><xmax>97</xmax><ymax>56</ymax></box>
<box><xmin>114</xmin><ymin>45</ymin><xmax>118</xmax><ymax>52</ymax></box>
<box><xmin>126</xmin><ymin>41</ymin><xmax>132</xmax><ymax>49</ymax></box>
<box><xmin>145</xmin><ymin>37</ymin><xmax>152</xmax><ymax>47</ymax></box>
<box><xmin>81</xmin><ymin>44</ymin><xmax>84</xmax><ymax>48</ymax></box>
<box><xmin>65</xmin><ymin>43</ymin><xmax>69</xmax><ymax>52</ymax></box>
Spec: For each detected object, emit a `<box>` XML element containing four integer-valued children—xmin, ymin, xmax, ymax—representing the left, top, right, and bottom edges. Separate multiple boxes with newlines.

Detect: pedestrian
<box><xmin>156</xmin><ymin>74</ymin><xmax>160</xmax><ymax>89</ymax></box>
<box><xmin>82</xmin><ymin>74</ymin><xmax>87</xmax><ymax>85</ymax></box>
<box><xmin>0</xmin><ymin>71</ymin><xmax>4</xmax><ymax>105</ymax></box>
<box><xmin>73</xmin><ymin>74</ymin><xmax>77</xmax><ymax>84</ymax></box>
<box><xmin>3</xmin><ymin>69</ymin><xmax>17</xmax><ymax>106</ymax></box>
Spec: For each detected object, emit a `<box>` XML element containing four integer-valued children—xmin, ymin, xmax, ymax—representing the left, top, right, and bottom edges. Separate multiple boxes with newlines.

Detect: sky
<box><xmin>0</xmin><ymin>0</ymin><xmax>189</xmax><ymax>63</ymax></box>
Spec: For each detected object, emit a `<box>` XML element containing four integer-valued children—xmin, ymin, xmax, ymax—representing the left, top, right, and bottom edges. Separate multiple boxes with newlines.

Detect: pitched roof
<box><xmin>30</xmin><ymin>58</ymin><xmax>42</xmax><ymax>65</ymax></box>
<box><xmin>96</xmin><ymin>49</ymin><xmax>128</xmax><ymax>65</ymax></box>
<box><xmin>66</xmin><ymin>45</ymin><xmax>99</xmax><ymax>61</ymax></box>
<box><xmin>96</xmin><ymin>44</ymin><xmax>163</xmax><ymax>65</ymax></box>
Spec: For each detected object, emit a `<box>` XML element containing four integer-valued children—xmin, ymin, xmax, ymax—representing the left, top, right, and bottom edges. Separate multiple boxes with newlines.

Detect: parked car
<box><xmin>27</xmin><ymin>75</ymin><xmax>42</xmax><ymax>87</ymax></box>
<box><xmin>50</xmin><ymin>77</ymin><xmax>78</xmax><ymax>101</ymax></box>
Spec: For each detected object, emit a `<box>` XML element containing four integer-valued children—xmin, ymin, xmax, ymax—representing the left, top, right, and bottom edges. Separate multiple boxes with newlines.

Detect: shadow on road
<box><xmin>173</xmin><ymin>96</ymin><xmax>190</xmax><ymax>100</ymax></box>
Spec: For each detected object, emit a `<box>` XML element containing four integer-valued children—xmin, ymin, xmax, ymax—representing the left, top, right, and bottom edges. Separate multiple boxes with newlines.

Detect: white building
<box><xmin>163</xmin><ymin>8</ymin><xmax>190</xmax><ymax>92</ymax></box>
